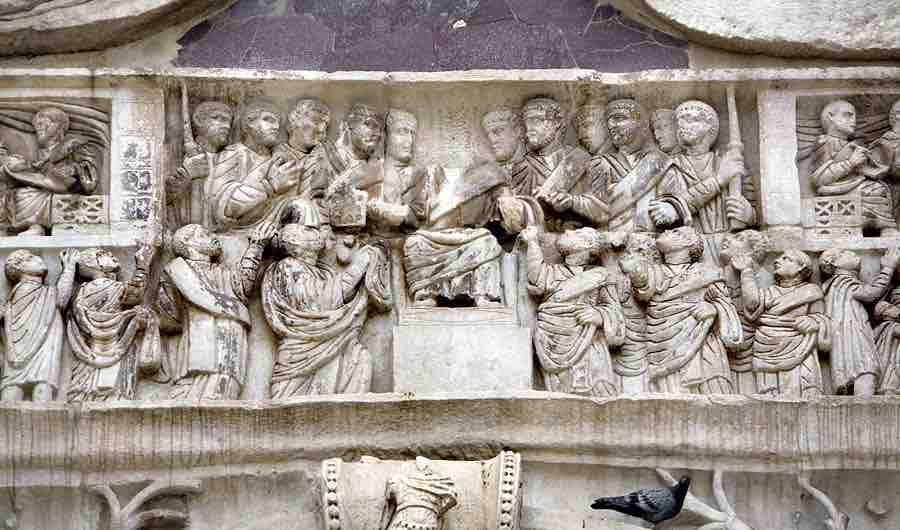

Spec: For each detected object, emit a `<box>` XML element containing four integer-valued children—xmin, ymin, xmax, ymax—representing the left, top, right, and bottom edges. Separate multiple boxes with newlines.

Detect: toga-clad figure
<box><xmin>159</xmin><ymin>221</ymin><xmax>276</xmax><ymax>400</ymax></box>
<box><xmin>67</xmin><ymin>244</ymin><xmax>161</xmax><ymax>402</ymax></box>
<box><xmin>380</xmin><ymin>457</ymin><xmax>458</xmax><ymax>530</ymax></box>
<box><xmin>522</xmin><ymin>226</ymin><xmax>624</xmax><ymax>397</ymax></box>
<box><xmin>1</xmin><ymin>249</ymin><xmax>76</xmax><ymax>401</ymax></box>
<box><xmin>621</xmin><ymin>226</ymin><xmax>741</xmax><ymax>394</ymax></box>
<box><xmin>262</xmin><ymin>207</ymin><xmax>391</xmax><ymax>398</ymax></box>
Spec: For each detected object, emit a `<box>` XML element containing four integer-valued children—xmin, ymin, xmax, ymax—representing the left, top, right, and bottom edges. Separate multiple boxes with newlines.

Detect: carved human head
<box><xmin>5</xmin><ymin>249</ymin><xmax>47</xmax><ymax>282</ymax></box>
<box><xmin>481</xmin><ymin>107</ymin><xmax>524</xmax><ymax>163</ymax></box>
<box><xmin>386</xmin><ymin>108</ymin><xmax>418</xmax><ymax>164</ymax></box>
<box><xmin>674</xmin><ymin>100</ymin><xmax>719</xmax><ymax>152</ymax></box>
<box><xmin>557</xmin><ymin>227</ymin><xmax>603</xmax><ymax>267</ymax></box>
<box><xmin>650</xmin><ymin>108</ymin><xmax>678</xmax><ymax>153</ymax></box>
<box><xmin>720</xmin><ymin>229</ymin><xmax>769</xmax><ymax>267</ymax></box>
<box><xmin>624</xmin><ymin>232</ymin><xmax>661</xmax><ymax>264</ymax></box>
<box><xmin>819</xmin><ymin>248</ymin><xmax>860</xmax><ymax>275</ymax></box>
<box><xmin>241</xmin><ymin>99</ymin><xmax>282</xmax><ymax>148</ymax></box>
<box><xmin>889</xmin><ymin>99</ymin><xmax>900</xmax><ymax>131</ymax></box>
<box><xmin>76</xmin><ymin>248</ymin><xmax>120</xmax><ymax>280</ymax></box>
<box><xmin>574</xmin><ymin>102</ymin><xmax>608</xmax><ymax>155</ymax></box>
<box><xmin>33</xmin><ymin>107</ymin><xmax>69</xmax><ymax>147</ymax></box>
<box><xmin>342</xmin><ymin>103</ymin><xmax>384</xmax><ymax>159</ymax></box>
<box><xmin>821</xmin><ymin>100</ymin><xmax>856</xmax><ymax>138</ymax></box>
<box><xmin>287</xmin><ymin>99</ymin><xmax>331</xmax><ymax>153</ymax></box>
<box><xmin>171</xmin><ymin>224</ymin><xmax>222</xmax><ymax>261</ymax></box>
<box><xmin>773</xmin><ymin>250</ymin><xmax>812</xmax><ymax>282</ymax></box>
<box><xmin>605</xmin><ymin>99</ymin><xmax>645</xmax><ymax>150</ymax></box>
<box><xmin>280</xmin><ymin>223</ymin><xmax>325</xmax><ymax>260</ymax></box>
<box><xmin>193</xmin><ymin>101</ymin><xmax>233</xmax><ymax>153</ymax></box>
<box><xmin>656</xmin><ymin>226</ymin><xmax>704</xmax><ymax>262</ymax></box>
<box><xmin>523</xmin><ymin>97</ymin><xmax>566</xmax><ymax>152</ymax></box>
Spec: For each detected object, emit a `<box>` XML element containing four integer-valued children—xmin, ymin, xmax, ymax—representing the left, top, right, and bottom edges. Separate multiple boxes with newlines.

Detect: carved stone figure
<box><xmin>380</xmin><ymin>457</ymin><xmax>458</xmax><ymax>530</ymax></box>
<box><xmin>205</xmin><ymin>99</ymin><xmax>296</xmax><ymax>231</ymax></box>
<box><xmin>382</xmin><ymin>109</ymin><xmax>427</xmax><ymax>227</ymax></box>
<box><xmin>481</xmin><ymin>107</ymin><xmax>530</xmax><ymax>195</ymax></box>
<box><xmin>871</xmin><ymin>99</ymin><xmax>900</xmax><ymax>183</ymax></box>
<box><xmin>525</xmin><ymin>97</ymin><xmax>607</xmax><ymax>229</ymax></box>
<box><xmin>66</xmin><ymin>243</ymin><xmax>161</xmax><ymax>402</ymax></box>
<box><xmin>273</xmin><ymin>98</ymin><xmax>331</xmax><ymax>198</ymax></box>
<box><xmin>573</xmin><ymin>96</ymin><xmax>610</xmax><ymax>159</ymax></box>
<box><xmin>262</xmin><ymin>206</ymin><xmax>391</xmax><ymax>398</ymax></box>
<box><xmin>820</xmin><ymin>247</ymin><xmax>900</xmax><ymax>396</ymax></box>
<box><xmin>614</xmin><ymin>232</ymin><xmax>658</xmax><ymax>392</ymax></box>
<box><xmin>808</xmin><ymin>100</ymin><xmax>895</xmax><ymax>235</ymax></box>
<box><xmin>732</xmin><ymin>249</ymin><xmax>829</xmax><ymax>397</ymax></box>
<box><xmin>159</xmin><ymin>221</ymin><xmax>276</xmax><ymax>400</ymax></box>
<box><xmin>591</xmin><ymin>99</ymin><xmax>668</xmax><ymax>234</ymax></box>
<box><xmin>1</xmin><ymin>106</ymin><xmax>101</xmax><ymax>235</ymax></box>
<box><xmin>167</xmin><ymin>100</ymin><xmax>233</xmax><ymax>227</ymax></box>
<box><xmin>621</xmin><ymin>226</ymin><xmax>741</xmax><ymax>394</ymax></box>
<box><xmin>650</xmin><ymin>108</ymin><xmax>679</xmax><ymax>154</ymax></box>
<box><xmin>0</xmin><ymin>249</ymin><xmax>76</xmax><ymax>401</ymax></box>
<box><xmin>522</xmin><ymin>226</ymin><xmax>624</xmax><ymax>396</ymax></box>
<box><xmin>649</xmin><ymin>100</ymin><xmax>754</xmax><ymax>263</ymax></box>
<box><xmin>875</xmin><ymin>266</ymin><xmax>900</xmax><ymax>395</ymax></box>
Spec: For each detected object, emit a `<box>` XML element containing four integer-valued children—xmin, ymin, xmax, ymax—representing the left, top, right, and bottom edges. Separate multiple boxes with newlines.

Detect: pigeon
<box><xmin>590</xmin><ymin>475</ymin><xmax>691</xmax><ymax>525</ymax></box>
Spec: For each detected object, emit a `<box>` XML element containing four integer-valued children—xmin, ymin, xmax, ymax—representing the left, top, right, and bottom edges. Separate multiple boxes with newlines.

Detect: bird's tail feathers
<box><xmin>591</xmin><ymin>495</ymin><xmax>629</xmax><ymax>511</ymax></box>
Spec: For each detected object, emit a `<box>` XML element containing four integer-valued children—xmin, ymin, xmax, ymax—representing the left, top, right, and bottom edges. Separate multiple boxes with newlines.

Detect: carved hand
<box><xmin>881</xmin><ymin>247</ymin><xmax>900</xmax><ymax>270</ymax></box>
<box><xmin>877</xmin><ymin>301</ymin><xmax>900</xmax><ymax>322</ymax></box>
<box><xmin>849</xmin><ymin>146</ymin><xmax>868</xmax><ymax>169</ymax></box>
<box><xmin>135</xmin><ymin>242</ymin><xmax>157</xmax><ymax>270</ymax></box>
<box><xmin>519</xmin><ymin>226</ymin><xmax>539</xmax><ymax>245</ymax></box>
<box><xmin>547</xmin><ymin>192</ymin><xmax>574</xmax><ymax>212</ymax></box>
<box><xmin>575</xmin><ymin>306</ymin><xmax>605</xmax><ymax>327</ymax></box>
<box><xmin>794</xmin><ymin>315</ymin><xmax>820</xmax><ymax>335</ymax></box>
<box><xmin>691</xmin><ymin>301</ymin><xmax>717</xmax><ymax>321</ymax></box>
<box><xmin>730</xmin><ymin>253</ymin><xmax>753</xmax><ymax>271</ymax></box>
<box><xmin>719</xmin><ymin>148</ymin><xmax>747</xmax><ymax>183</ymax></box>
<box><xmin>648</xmin><ymin>200</ymin><xmax>678</xmax><ymax>227</ymax></box>
<box><xmin>618</xmin><ymin>255</ymin><xmax>644</xmax><ymax>276</ymax></box>
<box><xmin>59</xmin><ymin>249</ymin><xmax>78</xmax><ymax>270</ymax></box>
<box><xmin>266</xmin><ymin>158</ymin><xmax>299</xmax><ymax>194</ymax></box>
<box><xmin>725</xmin><ymin>196</ymin><xmax>754</xmax><ymax>226</ymax></box>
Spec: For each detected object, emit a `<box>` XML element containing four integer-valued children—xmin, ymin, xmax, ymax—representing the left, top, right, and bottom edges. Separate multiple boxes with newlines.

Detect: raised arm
<box><xmin>856</xmin><ymin>248</ymin><xmax>900</xmax><ymax>302</ymax></box>
<box><xmin>732</xmin><ymin>254</ymin><xmax>762</xmax><ymax>318</ymax></box>
<box><xmin>55</xmin><ymin>249</ymin><xmax>78</xmax><ymax>310</ymax></box>
<box><xmin>237</xmin><ymin>220</ymin><xmax>278</xmax><ymax>300</ymax></box>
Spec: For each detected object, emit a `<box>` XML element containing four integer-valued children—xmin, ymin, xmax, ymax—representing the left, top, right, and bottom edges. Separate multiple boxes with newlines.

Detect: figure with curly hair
<box><xmin>621</xmin><ymin>226</ymin><xmax>741</xmax><ymax>394</ymax></box>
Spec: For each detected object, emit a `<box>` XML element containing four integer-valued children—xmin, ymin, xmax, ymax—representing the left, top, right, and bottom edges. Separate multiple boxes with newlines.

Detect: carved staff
<box><xmin>726</xmin><ymin>84</ymin><xmax>744</xmax><ymax>230</ymax></box>
<box><xmin>181</xmin><ymin>80</ymin><xmax>200</xmax><ymax>158</ymax></box>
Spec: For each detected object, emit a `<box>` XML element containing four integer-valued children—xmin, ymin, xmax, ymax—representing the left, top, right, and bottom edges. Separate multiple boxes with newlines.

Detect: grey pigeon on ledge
<box><xmin>591</xmin><ymin>475</ymin><xmax>691</xmax><ymax>525</ymax></box>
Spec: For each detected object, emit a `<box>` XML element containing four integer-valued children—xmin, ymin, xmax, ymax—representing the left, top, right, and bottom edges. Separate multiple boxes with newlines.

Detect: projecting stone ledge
<box><xmin>0</xmin><ymin>392</ymin><xmax>898</xmax><ymax>485</ymax></box>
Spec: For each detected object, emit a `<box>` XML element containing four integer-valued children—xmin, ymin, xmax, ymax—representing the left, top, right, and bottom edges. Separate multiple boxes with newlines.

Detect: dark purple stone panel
<box><xmin>175</xmin><ymin>0</ymin><xmax>688</xmax><ymax>72</ymax></box>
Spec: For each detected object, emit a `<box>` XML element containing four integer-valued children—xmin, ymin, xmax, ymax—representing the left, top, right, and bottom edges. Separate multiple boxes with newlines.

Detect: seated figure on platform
<box><xmin>731</xmin><ymin>249</ymin><xmax>829</xmax><ymax>398</ymax></box>
<box><xmin>820</xmin><ymin>247</ymin><xmax>900</xmax><ymax>396</ymax></box>
<box><xmin>1</xmin><ymin>107</ymin><xmax>101</xmax><ymax>235</ymax></box>
<box><xmin>381</xmin><ymin>457</ymin><xmax>458</xmax><ymax>530</ymax></box>
<box><xmin>206</xmin><ymin>99</ymin><xmax>297</xmax><ymax>231</ymax></box>
<box><xmin>649</xmin><ymin>100</ymin><xmax>755</xmax><ymax>264</ymax></box>
<box><xmin>620</xmin><ymin>226</ymin><xmax>741</xmax><ymax>394</ymax></box>
<box><xmin>262</xmin><ymin>204</ymin><xmax>391</xmax><ymax>398</ymax></box>
<box><xmin>522</xmin><ymin>225</ymin><xmax>624</xmax><ymax>397</ymax></box>
<box><xmin>67</xmin><ymin>243</ymin><xmax>161</xmax><ymax>402</ymax></box>
<box><xmin>1</xmin><ymin>249</ymin><xmax>76</xmax><ymax>401</ymax></box>
<box><xmin>870</xmin><ymin>98</ymin><xmax>900</xmax><ymax>187</ymax></box>
<box><xmin>273</xmin><ymin>98</ymin><xmax>331</xmax><ymax>198</ymax></box>
<box><xmin>158</xmin><ymin>220</ymin><xmax>276</xmax><ymax>400</ymax></box>
<box><xmin>167</xmin><ymin>100</ymin><xmax>234</xmax><ymax>227</ymax></box>
<box><xmin>807</xmin><ymin>100</ymin><xmax>895</xmax><ymax>235</ymax></box>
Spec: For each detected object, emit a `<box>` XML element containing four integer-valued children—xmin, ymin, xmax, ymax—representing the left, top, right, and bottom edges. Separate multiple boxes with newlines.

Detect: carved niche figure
<box><xmin>620</xmin><ymin>226</ymin><xmax>741</xmax><ymax>394</ymax></box>
<box><xmin>649</xmin><ymin>100</ymin><xmax>754</xmax><ymax>263</ymax></box>
<box><xmin>807</xmin><ymin>100</ymin><xmax>895</xmax><ymax>235</ymax></box>
<box><xmin>591</xmin><ymin>99</ymin><xmax>668</xmax><ymax>234</ymax></box>
<box><xmin>66</xmin><ymin>243</ymin><xmax>161</xmax><ymax>402</ymax></box>
<box><xmin>205</xmin><ymin>99</ymin><xmax>297</xmax><ymax>232</ymax></box>
<box><xmin>167</xmin><ymin>100</ymin><xmax>234</xmax><ymax>227</ymax></box>
<box><xmin>732</xmin><ymin>249</ymin><xmax>830</xmax><ymax>398</ymax></box>
<box><xmin>522</xmin><ymin>225</ymin><xmax>624</xmax><ymax>397</ymax></box>
<box><xmin>158</xmin><ymin>221</ymin><xmax>276</xmax><ymax>400</ymax></box>
<box><xmin>1</xmin><ymin>107</ymin><xmax>101</xmax><ymax>235</ymax></box>
<box><xmin>819</xmin><ymin>247</ymin><xmax>900</xmax><ymax>396</ymax></box>
<box><xmin>874</xmin><ymin>264</ymin><xmax>900</xmax><ymax>395</ymax></box>
<box><xmin>262</xmin><ymin>204</ymin><xmax>391</xmax><ymax>398</ymax></box>
<box><xmin>273</xmin><ymin>98</ymin><xmax>331</xmax><ymax>197</ymax></box>
<box><xmin>380</xmin><ymin>457</ymin><xmax>458</xmax><ymax>530</ymax></box>
<box><xmin>524</xmin><ymin>97</ymin><xmax>607</xmax><ymax>229</ymax></box>
<box><xmin>870</xmin><ymin>99</ymin><xmax>900</xmax><ymax>182</ymax></box>
<box><xmin>0</xmin><ymin>249</ymin><xmax>76</xmax><ymax>401</ymax></box>
<box><xmin>650</xmin><ymin>108</ymin><xmax>680</xmax><ymax>155</ymax></box>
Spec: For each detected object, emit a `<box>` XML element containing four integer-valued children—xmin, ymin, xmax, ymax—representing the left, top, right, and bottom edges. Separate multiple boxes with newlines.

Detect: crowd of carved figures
<box><xmin>5</xmin><ymin>90</ymin><xmax>900</xmax><ymax>403</ymax></box>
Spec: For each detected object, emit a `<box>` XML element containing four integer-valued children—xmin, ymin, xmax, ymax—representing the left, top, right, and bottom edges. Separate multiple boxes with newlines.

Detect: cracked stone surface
<box><xmin>175</xmin><ymin>0</ymin><xmax>688</xmax><ymax>71</ymax></box>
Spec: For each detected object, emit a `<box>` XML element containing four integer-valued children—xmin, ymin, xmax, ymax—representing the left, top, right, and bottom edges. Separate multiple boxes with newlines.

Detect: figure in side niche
<box><xmin>1</xmin><ymin>106</ymin><xmax>102</xmax><ymax>235</ymax></box>
<box><xmin>380</xmin><ymin>457</ymin><xmax>458</xmax><ymax>530</ymax></box>
<box><xmin>819</xmin><ymin>247</ymin><xmax>900</xmax><ymax>396</ymax></box>
<box><xmin>262</xmin><ymin>201</ymin><xmax>391</xmax><ymax>398</ymax></box>
<box><xmin>522</xmin><ymin>225</ymin><xmax>625</xmax><ymax>397</ymax></box>
<box><xmin>0</xmin><ymin>249</ymin><xmax>76</xmax><ymax>401</ymax></box>
<box><xmin>158</xmin><ymin>220</ymin><xmax>276</xmax><ymax>400</ymax></box>
<box><xmin>731</xmin><ymin>248</ymin><xmax>830</xmax><ymax>398</ymax></box>
<box><xmin>620</xmin><ymin>226</ymin><xmax>741</xmax><ymax>394</ymax></box>
<box><xmin>67</xmin><ymin>240</ymin><xmax>162</xmax><ymax>402</ymax></box>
